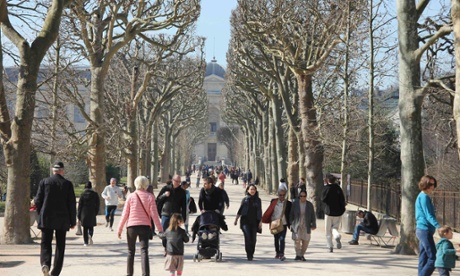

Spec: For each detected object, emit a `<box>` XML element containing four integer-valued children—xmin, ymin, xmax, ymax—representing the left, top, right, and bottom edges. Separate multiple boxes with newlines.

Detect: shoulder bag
<box><xmin>270</xmin><ymin>200</ymin><xmax>286</xmax><ymax>235</ymax></box>
<box><xmin>135</xmin><ymin>192</ymin><xmax>154</xmax><ymax>240</ymax></box>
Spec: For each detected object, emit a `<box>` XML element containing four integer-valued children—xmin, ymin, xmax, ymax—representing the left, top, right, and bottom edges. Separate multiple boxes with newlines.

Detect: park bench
<box><xmin>366</xmin><ymin>216</ymin><xmax>399</xmax><ymax>248</ymax></box>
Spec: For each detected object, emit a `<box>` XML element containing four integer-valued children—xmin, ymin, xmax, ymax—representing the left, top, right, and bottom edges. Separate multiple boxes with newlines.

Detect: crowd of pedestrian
<box><xmin>32</xmin><ymin>161</ymin><xmax>456</xmax><ymax>276</ymax></box>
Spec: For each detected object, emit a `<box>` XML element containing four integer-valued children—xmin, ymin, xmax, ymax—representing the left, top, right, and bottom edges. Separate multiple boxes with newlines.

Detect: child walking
<box><xmin>435</xmin><ymin>225</ymin><xmax>460</xmax><ymax>276</ymax></box>
<box><xmin>161</xmin><ymin>213</ymin><xmax>189</xmax><ymax>276</ymax></box>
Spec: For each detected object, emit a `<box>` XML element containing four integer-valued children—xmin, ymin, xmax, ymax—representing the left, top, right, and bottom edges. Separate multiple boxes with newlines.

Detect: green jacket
<box><xmin>435</xmin><ymin>238</ymin><xmax>458</xmax><ymax>269</ymax></box>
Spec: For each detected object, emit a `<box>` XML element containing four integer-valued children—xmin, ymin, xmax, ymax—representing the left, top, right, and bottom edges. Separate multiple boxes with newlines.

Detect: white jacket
<box><xmin>101</xmin><ymin>185</ymin><xmax>122</xmax><ymax>206</ymax></box>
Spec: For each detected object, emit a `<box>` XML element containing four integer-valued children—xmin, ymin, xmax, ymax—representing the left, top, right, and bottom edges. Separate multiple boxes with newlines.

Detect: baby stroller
<box><xmin>191</xmin><ymin>210</ymin><xmax>227</xmax><ymax>262</ymax></box>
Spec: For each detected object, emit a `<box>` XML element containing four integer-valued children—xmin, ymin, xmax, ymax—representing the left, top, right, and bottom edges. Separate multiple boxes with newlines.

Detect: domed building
<box><xmin>194</xmin><ymin>59</ymin><xmax>229</xmax><ymax>165</ymax></box>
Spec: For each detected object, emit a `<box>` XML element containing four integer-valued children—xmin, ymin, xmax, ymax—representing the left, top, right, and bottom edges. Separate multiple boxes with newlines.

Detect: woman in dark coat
<box><xmin>78</xmin><ymin>181</ymin><xmax>100</xmax><ymax>246</ymax></box>
<box><xmin>234</xmin><ymin>184</ymin><xmax>262</xmax><ymax>261</ymax></box>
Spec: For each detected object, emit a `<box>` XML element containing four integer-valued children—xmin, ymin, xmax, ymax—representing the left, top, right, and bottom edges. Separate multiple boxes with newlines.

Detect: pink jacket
<box><xmin>117</xmin><ymin>190</ymin><xmax>163</xmax><ymax>235</ymax></box>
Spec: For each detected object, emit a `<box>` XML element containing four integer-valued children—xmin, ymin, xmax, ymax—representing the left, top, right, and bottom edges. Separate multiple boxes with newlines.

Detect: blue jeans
<box><xmin>416</xmin><ymin>228</ymin><xmax>436</xmax><ymax>276</ymax></box>
<box><xmin>437</xmin><ymin>268</ymin><xmax>451</xmax><ymax>276</ymax></box>
<box><xmin>353</xmin><ymin>224</ymin><xmax>373</xmax><ymax>241</ymax></box>
<box><xmin>161</xmin><ymin>215</ymin><xmax>171</xmax><ymax>231</ymax></box>
<box><xmin>274</xmin><ymin>226</ymin><xmax>287</xmax><ymax>256</ymax></box>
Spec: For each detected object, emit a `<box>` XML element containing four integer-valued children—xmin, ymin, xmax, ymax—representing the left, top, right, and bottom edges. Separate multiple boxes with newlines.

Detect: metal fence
<box><xmin>347</xmin><ymin>180</ymin><xmax>460</xmax><ymax>230</ymax></box>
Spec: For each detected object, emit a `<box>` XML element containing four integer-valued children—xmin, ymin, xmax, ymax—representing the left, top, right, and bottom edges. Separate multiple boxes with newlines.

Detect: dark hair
<box><xmin>298</xmin><ymin>190</ymin><xmax>307</xmax><ymax>198</ymax></box>
<box><xmin>205</xmin><ymin>177</ymin><xmax>214</xmax><ymax>185</ymax></box>
<box><xmin>246</xmin><ymin>184</ymin><xmax>258</xmax><ymax>195</ymax></box>
<box><xmin>326</xmin><ymin>173</ymin><xmax>336</xmax><ymax>184</ymax></box>
<box><xmin>418</xmin><ymin>175</ymin><xmax>437</xmax><ymax>191</ymax></box>
<box><xmin>181</xmin><ymin>181</ymin><xmax>188</xmax><ymax>186</ymax></box>
<box><xmin>85</xmin><ymin>181</ymin><xmax>92</xmax><ymax>189</ymax></box>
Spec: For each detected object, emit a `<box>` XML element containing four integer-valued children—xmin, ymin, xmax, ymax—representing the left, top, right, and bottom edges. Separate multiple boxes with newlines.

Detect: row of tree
<box><xmin>223</xmin><ymin>0</ymin><xmax>460</xmax><ymax>255</ymax></box>
<box><xmin>0</xmin><ymin>0</ymin><xmax>206</xmax><ymax>244</ymax></box>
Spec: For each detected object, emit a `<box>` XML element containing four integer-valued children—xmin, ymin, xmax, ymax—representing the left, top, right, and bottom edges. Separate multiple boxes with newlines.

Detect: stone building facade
<box><xmin>194</xmin><ymin>59</ymin><xmax>229</xmax><ymax>165</ymax></box>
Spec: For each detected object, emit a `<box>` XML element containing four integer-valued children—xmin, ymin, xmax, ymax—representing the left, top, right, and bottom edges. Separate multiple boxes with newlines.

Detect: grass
<box><xmin>74</xmin><ymin>184</ymin><xmax>85</xmax><ymax>196</ymax></box>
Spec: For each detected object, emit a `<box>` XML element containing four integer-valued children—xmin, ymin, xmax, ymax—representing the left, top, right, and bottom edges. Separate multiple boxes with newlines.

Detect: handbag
<box><xmin>76</xmin><ymin>221</ymin><xmax>82</xmax><ymax>236</ymax></box>
<box><xmin>135</xmin><ymin>193</ymin><xmax>154</xmax><ymax>240</ymax></box>
<box><xmin>269</xmin><ymin>200</ymin><xmax>287</xmax><ymax>235</ymax></box>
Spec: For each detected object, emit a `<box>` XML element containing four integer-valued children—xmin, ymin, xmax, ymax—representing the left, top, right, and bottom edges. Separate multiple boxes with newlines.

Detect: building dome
<box><xmin>205</xmin><ymin>58</ymin><xmax>225</xmax><ymax>78</ymax></box>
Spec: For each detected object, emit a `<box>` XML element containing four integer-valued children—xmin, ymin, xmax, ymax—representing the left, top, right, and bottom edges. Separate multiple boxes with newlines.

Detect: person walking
<box><xmin>289</xmin><ymin>190</ymin><xmax>316</xmax><ymax>261</ymax></box>
<box><xmin>435</xmin><ymin>225</ymin><xmax>460</xmax><ymax>276</ymax></box>
<box><xmin>161</xmin><ymin>213</ymin><xmax>189</xmax><ymax>276</ymax></box>
<box><xmin>157</xmin><ymin>175</ymin><xmax>187</xmax><ymax>231</ymax></box>
<box><xmin>198</xmin><ymin>176</ymin><xmax>224</xmax><ymax>213</ymax></box>
<box><xmin>101</xmin><ymin>178</ymin><xmax>123</xmax><ymax>231</ymax></box>
<box><xmin>33</xmin><ymin>161</ymin><xmax>76</xmax><ymax>276</ymax></box>
<box><xmin>180</xmin><ymin>181</ymin><xmax>191</xmax><ymax>232</ymax></box>
<box><xmin>321</xmin><ymin>173</ymin><xmax>346</xmax><ymax>253</ymax></box>
<box><xmin>234</xmin><ymin>184</ymin><xmax>262</xmax><ymax>261</ymax></box>
<box><xmin>262</xmin><ymin>189</ymin><xmax>292</xmax><ymax>261</ymax></box>
<box><xmin>77</xmin><ymin>181</ymin><xmax>100</xmax><ymax>246</ymax></box>
<box><xmin>416</xmin><ymin>175</ymin><xmax>441</xmax><ymax>276</ymax></box>
<box><xmin>117</xmin><ymin>176</ymin><xmax>163</xmax><ymax>276</ymax></box>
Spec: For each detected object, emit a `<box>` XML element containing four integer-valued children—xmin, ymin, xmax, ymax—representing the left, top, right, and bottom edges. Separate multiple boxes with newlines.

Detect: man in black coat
<box><xmin>321</xmin><ymin>173</ymin><xmax>346</xmax><ymax>253</ymax></box>
<box><xmin>198</xmin><ymin>177</ymin><xmax>224</xmax><ymax>212</ymax></box>
<box><xmin>34</xmin><ymin>162</ymin><xmax>76</xmax><ymax>276</ymax></box>
<box><xmin>157</xmin><ymin>174</ymin><xmax>187</xmax><ymax>230</ymax></box>
<box><xmin>348</xmin><ymin>210</ymin><xmax>379</xmax><ymax>245</ymax></box>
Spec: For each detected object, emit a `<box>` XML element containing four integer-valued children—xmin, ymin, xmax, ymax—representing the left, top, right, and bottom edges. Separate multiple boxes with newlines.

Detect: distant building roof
<box><xmin>205</xmin><ymin>58</ymin><xmax>225</xmax><ymax>78</ymax></box>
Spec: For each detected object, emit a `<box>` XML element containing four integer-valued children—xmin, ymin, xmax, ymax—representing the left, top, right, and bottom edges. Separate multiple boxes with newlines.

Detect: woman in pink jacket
<box><xmin>118</xmin><ymin>176</ymin><xmax>163</xmax><ymax>276</ymax></box>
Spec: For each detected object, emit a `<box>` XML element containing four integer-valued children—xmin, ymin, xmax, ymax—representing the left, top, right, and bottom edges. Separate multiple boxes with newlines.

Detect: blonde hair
<box><xmin>438</xmin><ymin>225</ymin><xmax>452</xmax><ymax>238</ymax></box>
<box><xmin>168</xmin><ymin>213</ymin><xmax>183</xmax><ymax>231</ymax></box>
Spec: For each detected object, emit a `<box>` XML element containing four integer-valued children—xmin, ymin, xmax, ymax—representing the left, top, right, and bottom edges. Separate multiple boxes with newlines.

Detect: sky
<box><xmin>195</xmin><ymin>0</ymin><xmax>238</xmax><ymax>68</ymax></box>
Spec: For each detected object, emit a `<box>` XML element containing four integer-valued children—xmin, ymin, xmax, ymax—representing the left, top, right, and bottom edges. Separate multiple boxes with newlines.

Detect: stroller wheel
<box><xmin>193</xmin><ymin>254</ymin><xmax>197</xmax><ymax>262</ymax></box>
<box><xmin>214</xmin><ymin>254</ymin><xmax>219</xmax><ymax>262</ymax></box>
<box><xmin>218</xmin><ymin>252</ymin><xmax>223</xmax><ymax>261</ymax></box>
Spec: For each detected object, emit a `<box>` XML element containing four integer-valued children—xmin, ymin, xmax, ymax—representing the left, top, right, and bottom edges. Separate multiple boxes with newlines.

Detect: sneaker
<box><xmin>348</xmin><ymin>240</ymin><xmax>359</xmax><ymax>245</ymax></box>
<box><xmin>301</xmin><ymin>256</ymin><xmax>306</xmax><ymax>262</ymax></box>
<box><xmin>42</xmin><ymin>265</ymin><xmax>49</xmax><ymax>276</ymax></box>
<box><xmin>329</xmin><ymin>247</ymin><xmax>333</xmax><ymax>253</ymax></box>
<box><xmin>110</xmin><ymin>227</ymin><xmax>113</xmax><ymax>232</ymax></box>
<box><xmin>83</xmin><ymin>244</ymin><xmax>88</xmax><ymax>247</ymax></box>
<box><xmin>294</xmin><ymin>256</ymin><xmax>301</xmax><ymax>261</ymax></box>
<box><xmin>89</xmin><ymin>236</ymin><xmax>93</xmax><ymax>245</ymax></box>
<box><xmin>336</xmin><ymin>237</ymin><xmax>342</xmax><ymax>249</ymax></box>
<box><xmin>280</xmin><ymin>255</ymin><xmax>286</xmax><ymax>261</ymax></box>
<box><xmin>274</xmin><ymin>254</ymin><xmax>280</xmax><ymax>259</ymax></box>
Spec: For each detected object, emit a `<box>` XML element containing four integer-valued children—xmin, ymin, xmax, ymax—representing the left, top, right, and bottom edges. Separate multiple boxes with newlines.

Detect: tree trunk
<box><xmin>287</xmin><ymin>126</ymin><xmax>299</xmax><ymax>200</ymax></box>
<box><xmin>272</xmin><ymin>95</ymin><xmax>287</xmax><ymax>184</ymax></box>
<box><xmin>152</xmin><ymin>120</ymin><xmax>160</xmax><ymax>188</ymax></box>
<box><xmin>3</xmin><ymin>72</ymin><xmax>37</xmax><ymax>243</ymax></box>
<box><xmin>160</xmin><ymin>124</ymin><xmax>171</xmax><ymax>182</ymax></box>
<box><xmin>394</xmin><ymin>0</ymin><xmax>424</xmax><ymax>255</ymax></box>
<box><xmin>297</xmin><ymin>74</ymin><xmax>324</xmax><ymax>218</ymax></box>
<box><xmin>367</xmin><ymin>0</ymin><xmax>375</xmax><ymax>211</ymax></box>
<box><xmin>88</xmin><ymin>67</ymin><xmax>107</xmax><ymax>214</ymax></box>
<box><xmin>269</xmin><ymin>103</ymin><xmax>278</xmax><ymax>193</ymax></box>
<box><xmin>453</xmin><ymin>0</ymin><xmax>460</xmax><ymax>160</ymax></box>
<box><xmin>262</xmin><ymin>109</ymin><xmax>271</xmax><ymax>191</ymax></box>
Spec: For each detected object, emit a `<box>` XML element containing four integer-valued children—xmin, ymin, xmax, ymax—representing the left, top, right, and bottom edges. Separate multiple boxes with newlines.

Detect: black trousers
<box><xmin>126</xmin><ymin>226</ymin><xmax>150</xmax><ymax>276</ymax></box>
<box><xmin>241</xmin><ymin>223</ymin><xmax>257</xmax><ymax>259</ymax></box>
<box><xmin>83</xmin><ymin>226</ymin><xmax>94</xmax><ymax>244</ymax></box>
<box><xmin>41</xmin><ymin>228</ymin><xmax>67</xmax><ymax>276</ymax></box>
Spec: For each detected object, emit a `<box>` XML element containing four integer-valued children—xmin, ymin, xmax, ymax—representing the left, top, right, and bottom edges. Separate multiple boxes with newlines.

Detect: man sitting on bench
<box><xmin>348</xmin><ymin>210</ymin><xmax>379</xmax><ymax>245</ymax></box>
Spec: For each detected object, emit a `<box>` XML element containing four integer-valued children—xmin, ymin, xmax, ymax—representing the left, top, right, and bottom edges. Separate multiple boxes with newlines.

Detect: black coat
<box><xmin>321</xmin><ymin>183</ymin><xmax>346</xmax><ymax>216</ymax></box>
<box><xmin>198</xmin><ymin>186</ymin><xmax>224</xmax><ymax>212</ymax></box>
<box><xmin>157</xmin><ymin>184</ymin><xmax>187</xmax><ymax>220</ymax></box>
<box><xmin>77</xmin><ymin>189</ymin><xmax>100</xmax><ymax>227</ymax></box>
<box><xmin>34</xmin><ymin>174</ymin><xmax>77</xmax><ymax>231</ymax></box>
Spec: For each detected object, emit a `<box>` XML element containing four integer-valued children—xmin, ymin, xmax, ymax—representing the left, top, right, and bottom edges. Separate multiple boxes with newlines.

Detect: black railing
<box><xmin>347</xmin><ymin>180</ymin><xmax>459</xmax><ymax>230</ymax></box>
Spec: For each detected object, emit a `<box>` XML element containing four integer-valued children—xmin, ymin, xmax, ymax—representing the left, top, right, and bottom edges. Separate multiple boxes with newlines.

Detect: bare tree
<box><xmin>395</xmin><ymin>0</ymin><xmax>452</xmax><ymax>254</ymax></box>
<box><xmin>0</xmin><ymin>0</ymin><xmax>71</xmax><ymax>244</ymax></box>
<box><xmin>67</xmin><ymin>0</ymin><xmax>200</xmax><ymax>209</ymax></box>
